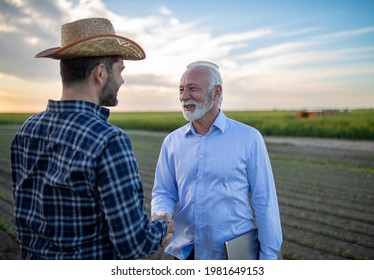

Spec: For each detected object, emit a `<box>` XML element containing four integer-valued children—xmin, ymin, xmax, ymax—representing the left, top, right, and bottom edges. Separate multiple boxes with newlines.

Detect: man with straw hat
<box><xmin>10</xmin><ymin>18</ymin><xmax>173</xmax><ymax>259</ymax></box>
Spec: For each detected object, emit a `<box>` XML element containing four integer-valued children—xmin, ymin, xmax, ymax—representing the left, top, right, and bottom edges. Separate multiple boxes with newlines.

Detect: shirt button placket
<box><xmin>194</xmin><ymin>136</ymin><xmax>206</xmax><ymax>258</ymax></box>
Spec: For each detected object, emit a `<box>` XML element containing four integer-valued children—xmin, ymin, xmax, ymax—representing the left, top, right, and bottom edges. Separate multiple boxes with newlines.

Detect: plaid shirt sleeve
<box><xmin>97</xmin><ymin>132</ymin><xmax>167</xmax><ymax>259</ymax></box>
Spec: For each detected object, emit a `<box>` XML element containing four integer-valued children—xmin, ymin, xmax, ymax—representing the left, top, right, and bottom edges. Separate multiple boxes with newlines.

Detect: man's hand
<box><xmin>152</xmin><ymin>212</ymin><xmax>174</xmax><ymax>248</ymax></box>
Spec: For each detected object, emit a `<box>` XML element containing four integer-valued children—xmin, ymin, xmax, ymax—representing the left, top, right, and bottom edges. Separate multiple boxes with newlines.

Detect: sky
<box><xmin>0</xmin><ymin>0</ymin><xmax>373</xmax><ymax>112</ymax></box>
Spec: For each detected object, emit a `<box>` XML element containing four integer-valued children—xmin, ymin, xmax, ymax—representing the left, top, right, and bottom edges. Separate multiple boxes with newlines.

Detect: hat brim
<box><xmin>35</xmin><ymin>34</ymin><xmax>145</xmax><ymax>60</ymax></box>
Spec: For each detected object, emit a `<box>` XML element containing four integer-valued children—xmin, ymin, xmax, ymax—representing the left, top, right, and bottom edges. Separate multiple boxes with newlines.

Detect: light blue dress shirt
<box><xmin>151</xmin><ymin>111</ymin><xmax>282</xmax><ymax>260</ymax></box>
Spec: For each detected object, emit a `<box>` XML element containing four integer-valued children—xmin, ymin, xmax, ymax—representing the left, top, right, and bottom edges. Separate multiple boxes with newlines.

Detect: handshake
<box><xmin>151</xmin><ymin>212</ymin><xmax>175</xmax><ymax>248</ymax></box>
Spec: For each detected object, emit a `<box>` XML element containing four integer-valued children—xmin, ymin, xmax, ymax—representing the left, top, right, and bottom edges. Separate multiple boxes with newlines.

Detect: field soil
<box><xmin>1</xmin><ymin>127</ymin><xmax>373</xmax><ymax>260</ymax></box>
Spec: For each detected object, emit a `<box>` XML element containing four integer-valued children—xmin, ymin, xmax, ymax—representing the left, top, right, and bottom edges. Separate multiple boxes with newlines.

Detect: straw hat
<box><xmin>35</xmin><ymin>18</ymin><xmax>145</xmax><ymax>60</ymax></box>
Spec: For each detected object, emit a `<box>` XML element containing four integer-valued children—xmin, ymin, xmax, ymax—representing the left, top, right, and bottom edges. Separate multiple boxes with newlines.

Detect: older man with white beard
<box><xmin>151</xmin><ymin>61</ymin><xmax>282</xmax><ymax>260</ymax></box>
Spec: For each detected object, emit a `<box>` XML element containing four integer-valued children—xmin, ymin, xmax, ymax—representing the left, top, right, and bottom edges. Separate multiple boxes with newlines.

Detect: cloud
<box><xmin>0</xmin><ymin>0</ymin><xmax>373</xmax><ymax>112</ymax></box>
<box><xmin>316</xmin><ymin>26</ymin><xmax>374</xmax><ymax>40</ymax></box>
<box><xmin>224</xmin><ymin>25</ymin><xmax>374</xmax><ymax>103</ymax></box>
<box><xmin>159</xmin><ymin>5</ymin><xmax>173</xmax><ymax>16</ymax></box>
<box><xmin>0</xmin><ymin>0</ymin><xmax>64</xmax><ymax>79</ymax></box>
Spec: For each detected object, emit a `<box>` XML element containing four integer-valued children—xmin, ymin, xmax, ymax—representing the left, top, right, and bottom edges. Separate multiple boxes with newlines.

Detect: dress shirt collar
<box><xmin>184</xmin><ymin>110</ymin><xmax>227</xmax><ymax>136</ymax></box>
<box><xmin>46</xmin><ymin>99</ymin><xmax>110</xmax><ymax>121</ymax></box>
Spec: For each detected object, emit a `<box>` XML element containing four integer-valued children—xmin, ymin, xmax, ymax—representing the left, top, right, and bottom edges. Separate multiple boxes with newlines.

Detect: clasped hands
<box><xmin>151</xmin><ymin>212</ymin><xmax>174</xmax><ymax>248</ymax></box>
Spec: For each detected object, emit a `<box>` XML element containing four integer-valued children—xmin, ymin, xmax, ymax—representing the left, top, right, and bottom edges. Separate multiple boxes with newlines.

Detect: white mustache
<box><xmin>181</xmin><ymin>100</ymin><xmax>198</xmax><ymax>106</ymax></box>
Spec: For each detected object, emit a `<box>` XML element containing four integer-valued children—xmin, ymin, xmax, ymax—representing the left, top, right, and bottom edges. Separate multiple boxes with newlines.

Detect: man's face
<box><xmin>179</xmin><ymin>66</ymin><xmax>215</xmax><ymax>121</ymax></box>
<box><xmin>99</xmin><ymin>58</ymin><xmax>124</xmax><ymax>107</ymax></box>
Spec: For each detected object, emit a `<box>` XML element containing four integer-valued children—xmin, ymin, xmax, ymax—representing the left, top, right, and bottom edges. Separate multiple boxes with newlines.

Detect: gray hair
<box><xmin>186</xmin><ymin>61</ymin><xmax>223</xmax><ymax>106</ymax></box>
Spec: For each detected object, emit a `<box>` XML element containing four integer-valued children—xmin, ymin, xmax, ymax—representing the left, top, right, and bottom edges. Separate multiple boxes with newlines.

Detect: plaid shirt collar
<box><xmin>46</xmin><ymin>99</ymin><xmax>110</xmax><ymax>121</ymax></box>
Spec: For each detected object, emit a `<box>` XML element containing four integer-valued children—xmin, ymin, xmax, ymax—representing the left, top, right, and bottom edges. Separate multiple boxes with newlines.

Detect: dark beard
<box><xmin>99</xmin><ymin>73</ymin><xmax>119</xmax><ymax>107</ymax></box>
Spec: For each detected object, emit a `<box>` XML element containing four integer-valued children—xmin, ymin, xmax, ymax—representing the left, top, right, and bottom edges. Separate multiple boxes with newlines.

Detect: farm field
<box><xmin>0</xmin><ymin>125</ymin><xmax>373</xmax><ymax>260</ymax></box>
<box><xmin>1</xmin><ymin>109</ymin><xmax>373</xmax><ymax>140</ymax></box>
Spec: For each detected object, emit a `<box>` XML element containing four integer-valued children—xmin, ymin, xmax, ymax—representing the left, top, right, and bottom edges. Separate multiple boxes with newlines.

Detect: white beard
<box><xmin>182</xmin><ymin>91</ymin><xmax>214</xmax><ymax>121</ymax></box>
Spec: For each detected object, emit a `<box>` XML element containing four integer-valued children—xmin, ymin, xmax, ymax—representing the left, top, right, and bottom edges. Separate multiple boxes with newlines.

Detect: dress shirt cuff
<box><xmin>259</xmin><ymin>252</ymin><xmax>278</xmax><ymax>260</ymax></box>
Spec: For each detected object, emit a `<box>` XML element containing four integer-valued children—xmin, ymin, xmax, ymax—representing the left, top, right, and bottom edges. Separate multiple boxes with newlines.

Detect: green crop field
<box><xmin>0</xmin><ymin>124</ymin><xmax>373</xmax><ymax>260</ymax></box>
<box><xmin>1</xmin><ymin>109</ymin><xmax>373</xmax><ymax>140</ymax></box>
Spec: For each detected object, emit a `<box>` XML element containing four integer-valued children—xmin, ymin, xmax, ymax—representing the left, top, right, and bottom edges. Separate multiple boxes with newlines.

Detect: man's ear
<box><xmin>92</xmin><ymin>63</ymin><xmax>107</xmax><ymax>86</ymax></box>
<box><xmin>214</xmin><ymin>85</ymin><xmax>222</xmax><ymax>100</ymax></box>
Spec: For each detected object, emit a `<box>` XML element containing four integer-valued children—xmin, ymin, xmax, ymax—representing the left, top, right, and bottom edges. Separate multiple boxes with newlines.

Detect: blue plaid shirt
<box><xmin>11</xmin><ymin>100</ymin><xmax>166</xmax><ymax>259</ymax></box>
